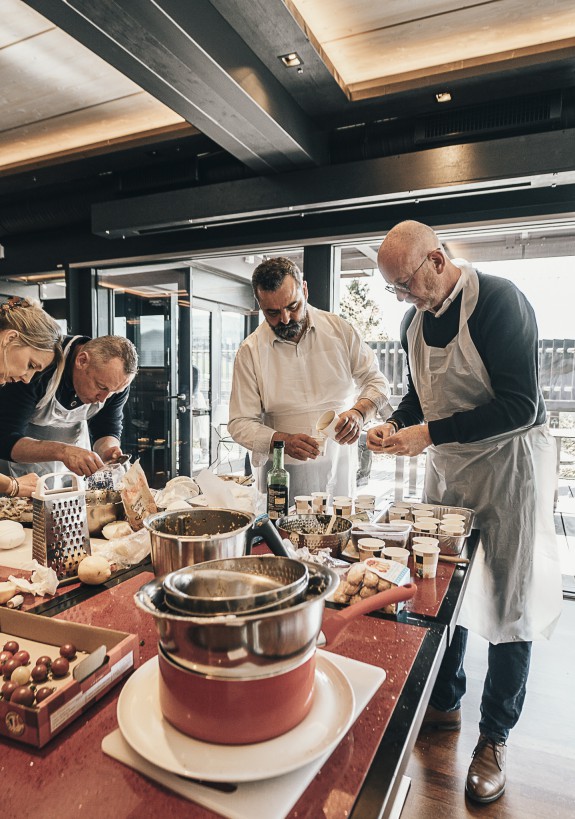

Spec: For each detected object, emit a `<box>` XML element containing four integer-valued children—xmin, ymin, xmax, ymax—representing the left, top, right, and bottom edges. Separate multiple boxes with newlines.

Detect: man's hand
<box><xmin>334</xmin><ymin>409</ymin><xmax>363</xmax><ymax>445</ymax></box>
<box><xmin>367</xmin><ymin>423</ymin><xmax>431</xmax><ymax>457</ymax></box>
<box><xmin>99</xmin><ymin>444</ymin><xmax>124</xmax><ymax>463</ymax></box>
<box><xmin>283</xmin><ymin>433</ymin><xmax>321</xmax><ymax>461</ymax></box>
<box><xmin>61</xmin><ymin>445</ymin><xmax>105</xmax><ymax>477</ymax></box>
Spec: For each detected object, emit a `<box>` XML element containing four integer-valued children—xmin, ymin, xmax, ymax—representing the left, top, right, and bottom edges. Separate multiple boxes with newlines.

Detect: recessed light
<box><xmin>435</xmin><ymin>91</ymin><xmax>452</xmax><ymax>103</ymax></box>
<box><xmin>279</xmin><ymin>52</ymin><xmax>303</xmax><ymax>68</ymax></box>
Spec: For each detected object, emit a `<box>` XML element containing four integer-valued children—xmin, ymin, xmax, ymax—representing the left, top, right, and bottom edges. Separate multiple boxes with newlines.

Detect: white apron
<box><xmin>255</xmin><ymin>329</ymin><xmax>358</xmax><ymax>503</ymax></box>
<box><xmin>407</xmin><ymin>264</ymin><xmax>562</xmax><ymax>644</ymax></box>
<box><xmin>10</xmin><ymin>337</ymin><xmax>105</xmax><ymax>478</ymax></box>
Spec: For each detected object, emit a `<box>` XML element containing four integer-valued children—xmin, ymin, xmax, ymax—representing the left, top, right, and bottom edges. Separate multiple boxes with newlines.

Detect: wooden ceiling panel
<box><xmin>289</xmin><ymin>0</ymin><xmax>575</xmax><ymax>90</ymax></box>
<box><xmin>1</xmin><ymin>0</ymin><xmax>51</xmax><ymax>46</ymax></box>
<box><xmin>0</xmin><ymin>94</ymin><xmax>184</xmax><ymax>171</ymax></box>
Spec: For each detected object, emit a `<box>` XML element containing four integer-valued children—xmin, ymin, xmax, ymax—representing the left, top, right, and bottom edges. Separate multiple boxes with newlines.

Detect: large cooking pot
<box><xmin>143</xmin><ymin>508</ymin><xmax>289</xmax><ymax>575</ymax></box>
<box><xmin>137</xmin><ymin>570</ymin><xmax>417</xmax><ymax>744</ymax></box>
<box><xmin>276</xmin><ymin>513</ymin><xmax>352</xmax><ymax>558</ymax></box>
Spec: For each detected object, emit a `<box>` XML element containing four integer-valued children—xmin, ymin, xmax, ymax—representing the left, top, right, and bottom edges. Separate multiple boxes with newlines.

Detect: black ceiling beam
<box><xmin>91</xmin><ymin>130</ymin><xmax>575</xmax><ymax>237</ymax></box>
<box><xmin>23</xmin><ymin>0</ymin><xmax>327</xmax><ymax>173</ymax></box>
<box><xmin>3</xmin><ymin>180</ymin><xmax>575</xmax><ymax>277</ymax></box>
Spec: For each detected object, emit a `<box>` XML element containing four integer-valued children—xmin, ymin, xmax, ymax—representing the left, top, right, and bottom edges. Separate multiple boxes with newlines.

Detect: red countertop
<box><xmin>2</xmin><ymin>572</ymin><xmax>428</xmax><ymax>818</ymax></box>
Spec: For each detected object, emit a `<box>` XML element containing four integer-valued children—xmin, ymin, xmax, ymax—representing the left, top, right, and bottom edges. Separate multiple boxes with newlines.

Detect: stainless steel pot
<box><xmin>143</xmin><ymin>508</ymin><xmax>289</xmax><ymax>575</ymax></box>
<box><xmin>135</xmin><ymin>560</ymin><xmax>417</xmax><ymax>677</ymax></box>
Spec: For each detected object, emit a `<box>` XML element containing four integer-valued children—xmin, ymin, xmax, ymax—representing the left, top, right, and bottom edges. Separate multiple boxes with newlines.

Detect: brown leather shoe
<box><xmin>466</xmin><ymin>735</ymin><xmax>507</xmax><ymax>804</ymax></box>
<box><xmin>420</xmin><ymin>704</ymin><xmax>461</xmax><ymax>731</ymax></box>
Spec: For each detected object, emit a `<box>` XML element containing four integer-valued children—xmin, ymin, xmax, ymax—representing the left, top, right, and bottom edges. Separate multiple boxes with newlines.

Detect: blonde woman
<box><xmin>0</xmin><ymin>296</ymin><xmax>63</xmax><ymax>497</ymax></box>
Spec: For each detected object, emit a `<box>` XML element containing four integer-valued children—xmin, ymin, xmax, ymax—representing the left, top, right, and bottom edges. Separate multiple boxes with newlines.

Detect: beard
<box><xmin>271</xmin><ymin>306</ymin><xmax>307</xmax><ymax>340</ymax></box>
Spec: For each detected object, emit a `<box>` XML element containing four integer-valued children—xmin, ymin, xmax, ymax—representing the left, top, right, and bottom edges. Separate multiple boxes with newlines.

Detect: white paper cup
<box><xmin>311</xmin><ymin>492</ymin><xmax>328</xmax><ymax>514</ymax></box>
<box><xmin>441</xmin><ymin>514</ymin><xmax>466</xmax><ymax>524</ymax></box>
<box><xmin>355</xmin><ymin>494</ymin><xmax>376</xmax><ymax>511</ymax></box>
<box><xmin>316</xmin><ymin>410</ymin><xmax>341</xmax><ymax>441</ymax></box>
<box><xmin>440</xmin><ymin>522</ymin><xmax>465</xmax><ymax>535</ymax></box>
<box><xmin>388</xmin><ymin>505</ymin><xmax>410</xmax><ymax>521</ymax></box>
<box><xmin>333</xmin><ymin>496</ymin><xmax>353</xmax><ymax>516</ymax></box>
<box><xmin>412</xmin><ymin>536</ymin><xmax>440</xmax><ymax>549</ymax></box>
<box><xmin>412</xmin><ymin>542</ymin><xmax>440</xmax><ymax>579</ymax></box>
<box><xmin>382</xmin><ymin>546</ymin><xmax>410</xmax><ymax>566</ymax></box>
<box><xmin>413</xmin><ymin>521</ymin><xmax>439</xmax><ymax>534</ymax></box>
<box><xmin>412</xmin><ymin>503</ymin><xmax>436</xmax><ymax>512</ymax></box>
<box><xmin>294</xmin><ymin>495</ymin><xmax>313</xmax><ymax>514</ymax></box>
<box><xmin>311</xmin><ymin>435</ymin><xmax>327</xmax><ymax>456</ymax></box>
<box><xmin>412</xmin><ymin>509</ymin><xmax>433</xmax><ymax>518</ymax></box>
<box><xmin>357</xmin><ymin>537</ymin><xmax>386</xmax><ymax>560</ymax></box>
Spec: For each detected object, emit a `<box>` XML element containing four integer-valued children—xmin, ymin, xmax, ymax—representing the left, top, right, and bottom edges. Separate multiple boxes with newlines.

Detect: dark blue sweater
<box><xmin>390</xmin><ymin>271</ymin><xmax>546</xmax><ymax>444</ymax></box>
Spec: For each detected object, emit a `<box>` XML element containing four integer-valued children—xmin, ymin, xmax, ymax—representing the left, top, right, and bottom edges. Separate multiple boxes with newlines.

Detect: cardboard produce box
<box><xmin>0</xmin><ymin>608</ymin><xmax>138</xmax><ymax>747</ymax></box>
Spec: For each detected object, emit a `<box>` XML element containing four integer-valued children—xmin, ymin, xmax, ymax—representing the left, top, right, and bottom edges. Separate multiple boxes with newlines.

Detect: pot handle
<box><xmin>320</xmin><ymin>582</ymin><xmax>418</xmax><ymax>648</ymax></box>
<box><xmin>246</xmin><ymin>514</ymin><xmax>292</xmax><ymax>557</ymax></box>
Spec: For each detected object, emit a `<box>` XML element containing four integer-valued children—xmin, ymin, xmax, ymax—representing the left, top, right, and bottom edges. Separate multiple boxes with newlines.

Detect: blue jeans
<box><xmin>429</xmin><ymin>625</ymin><xmax>532</xmax><ymax>743</ymax></box>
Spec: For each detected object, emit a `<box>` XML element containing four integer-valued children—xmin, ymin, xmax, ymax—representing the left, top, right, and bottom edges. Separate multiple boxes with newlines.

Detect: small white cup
<box><xmin>441</xmin><ymin>513</ymin><xmax>466</xmax><ymax>524</ymax></box>
<box><xmin>388</xmin><ymin>505</ymin><xmax>410</xmax><ymax>521</ymax></box>
<box><xmin>412</xmin><ymin>503</ymin><xmax>436</xmax><ymax>512</ymax></box>
<box><xmin>382</xmin><ymin>546</ymin><xmax>410</xmax><ymax>566</ymax></box>
<box><xmin>311</xmin><ymin>435</ymin><xmax>327</xmax><ymax>456</ymax></box>
<box><xmin>412</xmin><ymin>542</ymin><xmax>440</xmax><ymax>579</ymax></box>
<box><xmin>294</xmin><ymin>495</ymin><xmax>313</xmax><ymax>514</ymax></box>
<box><xmin>355</xmin><ymin>494</ymin><xmax>376</xmax><ymax>511</ymax></box>
<box><xmin>413</xmin><ymin>521</ymin><xmax>439</xmax><ymax>534</ymax></box>
<box><xmin>333</xmin><ymin>496</ymin><xmax>353</xmax><ymax>517</ymax></box>
<box><xmin>316</xmin><ymin>410</ymin><xmax>341</xmax><ymax>441</ymax></box>
<box><xmin>440</xmin><ymin>522</ymin><xmax>465</xmax><ymax>535</ymax></box>
<box><xmin>311</xmin><ymin>492</ymin><xmax>328</xmax><ymax>514</ymax></box>
<box><xmin>412</xmin><ymin>536</ymin><xmax>440</xmax><ymax>549</ymax></box>
<box><xmin>412</xmin><ymin>509</ymin><xmax>433</xmax><ymax>518</ymax></box>
<box><xmin>358</xmin><ymin>537</ymin><xmax>386</xmax><ymax>560</ymax></box>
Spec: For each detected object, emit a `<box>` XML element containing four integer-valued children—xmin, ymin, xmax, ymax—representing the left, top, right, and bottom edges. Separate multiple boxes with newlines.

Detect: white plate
<box><xmin>117</xmin><ymin>654</ymin><xmax>355</xmax><ymax>783</ymax></box>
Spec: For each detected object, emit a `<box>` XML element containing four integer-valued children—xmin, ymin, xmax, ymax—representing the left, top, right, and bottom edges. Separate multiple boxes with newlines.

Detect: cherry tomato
<box><xmin>36</xmin><ymin>655</ymin><xmax>52</xmax><ymax>668</ymax></box>
<box><xmin>51</xmin><ymin>657</ymin><xmax>69</xmax><ymax>678</ymax></box>
<box><xmin>34</xmin><ymin>686</ymin><xmax>55</xmax><ymax>704</ymax></box>
<box><xmin>31</xmin><ymin>664</ymin><xmax>49</xmax><ymax>683</ymax></box>
<box><xmin>10</xmin><ymin>686</ymin><xmax>35</xmax><ymax>707</ymax></box>
<box><xmin>1</xmin><ymin>680</ymin><xmax>18</xmax><ymax>700</ymax></box>
<box><xmin>13</xmin><ymin>650</ymin><xmax>30</xmax><ymax>666</ymax></box>
<box><xmin>3</xmin><ymin>641</ymin><xmax>19</xmax><ymax>654</ymax></box>
<box><xmin>59</xmin><ymin>643</ymin><xmax>77</xmax><ymax>661</ymax></box>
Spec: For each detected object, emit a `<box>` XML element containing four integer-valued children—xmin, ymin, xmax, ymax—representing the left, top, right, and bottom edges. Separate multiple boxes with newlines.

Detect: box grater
<box><xmin>32</xmin><ymin>472</ymin><xmax>91</xmax><ymax>579</ymax></box>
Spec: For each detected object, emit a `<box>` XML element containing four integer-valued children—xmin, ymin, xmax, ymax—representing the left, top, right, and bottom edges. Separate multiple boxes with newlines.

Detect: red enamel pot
<box><xmin>147</xmin><ymin>581</ymin><xmax>418</xmax><ymax>745</ymax></box>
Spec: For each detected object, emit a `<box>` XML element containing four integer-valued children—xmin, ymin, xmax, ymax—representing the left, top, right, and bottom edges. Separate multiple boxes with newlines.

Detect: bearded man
<box><xmin>228</xmin><ymin>257</ymin><xmax>390</xmax><ymax>501</ymax></box>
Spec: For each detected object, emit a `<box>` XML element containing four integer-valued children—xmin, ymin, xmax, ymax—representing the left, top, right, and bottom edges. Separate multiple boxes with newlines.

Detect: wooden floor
<box><xmin>402</xmin><ymin>598</ymin><xmax>575</xmax><ymax>818</ymax></box>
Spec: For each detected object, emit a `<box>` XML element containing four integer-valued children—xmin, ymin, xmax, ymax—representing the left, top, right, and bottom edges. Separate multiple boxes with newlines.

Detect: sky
<box><xmin>342</xmin><ymin>256</ymin><xmax>575</xmax><ymax>341</ymax></box>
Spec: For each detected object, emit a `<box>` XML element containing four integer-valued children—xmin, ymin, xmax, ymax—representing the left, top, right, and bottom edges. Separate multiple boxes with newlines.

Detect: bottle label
<box><xmin>267</xmin><ymin>486</ymin><xmax>288</xmax><ymax>519</ymax></box>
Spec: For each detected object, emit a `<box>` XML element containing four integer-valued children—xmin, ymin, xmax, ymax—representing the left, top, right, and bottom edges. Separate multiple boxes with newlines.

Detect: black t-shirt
<box><xmin>390</xmin><ymin>271</ymin><xmax>546</xmax><ymax>444</ymax></box>
<box><xmin>0</xmin><ymin>335</ymin><xmax>130</xmax><ymax>460</ymax></box>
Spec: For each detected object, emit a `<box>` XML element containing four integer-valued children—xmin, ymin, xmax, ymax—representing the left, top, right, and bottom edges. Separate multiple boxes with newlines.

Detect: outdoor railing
<box><xmin>368</xmin><ymin>339</ymin><xmax>575</xmax><ymax>412</ymax></box>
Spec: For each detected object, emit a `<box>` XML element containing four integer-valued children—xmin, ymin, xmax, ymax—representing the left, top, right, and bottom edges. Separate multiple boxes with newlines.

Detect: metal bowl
<box><xmin>162</xmin><ymin>555</ymin><xmax>309</xmax><ymax>616</ymax></box>
<box><xmin>276</xmin><ymin>513</ymin><xmax>352</xmax><ymax>558</ymax></box>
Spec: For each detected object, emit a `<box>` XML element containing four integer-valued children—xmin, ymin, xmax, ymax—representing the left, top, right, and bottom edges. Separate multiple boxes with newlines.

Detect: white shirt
<box><xmin>228</xmin><ymin>304</ymin><xmax>390</xmax><ymax>467</ymax></box>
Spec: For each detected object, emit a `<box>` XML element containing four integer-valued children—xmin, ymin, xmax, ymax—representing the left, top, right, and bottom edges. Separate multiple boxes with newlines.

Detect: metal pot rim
<box><xmin>143</xmin><ymin>507</ymin><xmax>256</xmax><ymax>542</ymax></box>
<box><xmin>135</xmin><ymin>561</ymin><xmax>339</xmax><ymax>625</ymax></box>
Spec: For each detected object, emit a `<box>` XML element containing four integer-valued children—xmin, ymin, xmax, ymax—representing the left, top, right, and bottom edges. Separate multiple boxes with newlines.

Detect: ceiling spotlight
<box><xmin>279</xmin><ymin>52</ymin><xmax>303</xmax><ymax>68</ymax></box>
<box><xmin>435</xmin><ymin>91</ymin><xmax>452</xmax><ymax>103</ymax></box>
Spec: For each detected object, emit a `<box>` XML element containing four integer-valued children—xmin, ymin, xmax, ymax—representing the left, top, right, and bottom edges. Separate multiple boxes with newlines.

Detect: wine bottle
<box><xmin>267</xmin><ymin>441</ymin><xmax>289</xmax><ymax>519</ymax></box>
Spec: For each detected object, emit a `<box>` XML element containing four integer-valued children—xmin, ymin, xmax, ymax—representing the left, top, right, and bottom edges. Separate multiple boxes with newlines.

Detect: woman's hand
<box><xmin>367</xmin><ymin>424</ymin><xmax>432</xmax><ymax>457</ymax></box>
<box><xmin>15</xmin><ymin>472</ymin><xmax>39</xmax><ymax>497</ymax></box>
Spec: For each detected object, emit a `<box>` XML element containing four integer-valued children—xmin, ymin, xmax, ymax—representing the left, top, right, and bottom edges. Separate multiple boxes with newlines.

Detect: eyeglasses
<box><xmin>384</xmin><ymin>249</ymin><xmax>440</xmax><ymax>295</ymax></box>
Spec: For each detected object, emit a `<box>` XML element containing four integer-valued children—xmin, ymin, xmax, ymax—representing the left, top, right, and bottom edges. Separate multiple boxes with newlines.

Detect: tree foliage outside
<box><xmin>340</xmin><ymin>278</ymin><xmax>389</xmax><ymax>341</ymax></box>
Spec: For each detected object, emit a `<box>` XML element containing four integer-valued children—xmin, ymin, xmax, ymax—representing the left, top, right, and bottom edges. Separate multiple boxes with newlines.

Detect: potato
<box><xmin>363</xmin><ymin>570</ymin><xmax>379</xmax><ymax>588</ymax></box>
<box><xmin>347</xmin><ymin>563</ymin><xmax>366</xmax><ymax>585</ymax></box>
<box><xmin>102</xmin><ymin>521</ymin><xmax>132</xmax><ymax>540</ymax></box>
<box><xmin>359</xmin><ymin>585</ymin><xmax>378</xmax><ymax>598</ymax></box>
<box><xmin>78</xmin><ymin>555</ymin><xmax>112</xmax><ymax>585</ymax></box>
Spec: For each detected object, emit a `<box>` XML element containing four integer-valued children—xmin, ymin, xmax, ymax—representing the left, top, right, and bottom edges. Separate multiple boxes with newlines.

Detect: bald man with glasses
<box><xmin>367</xmin><ymin>220</ymin><xmax>562</xmax><ymax>805</ymax></box>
